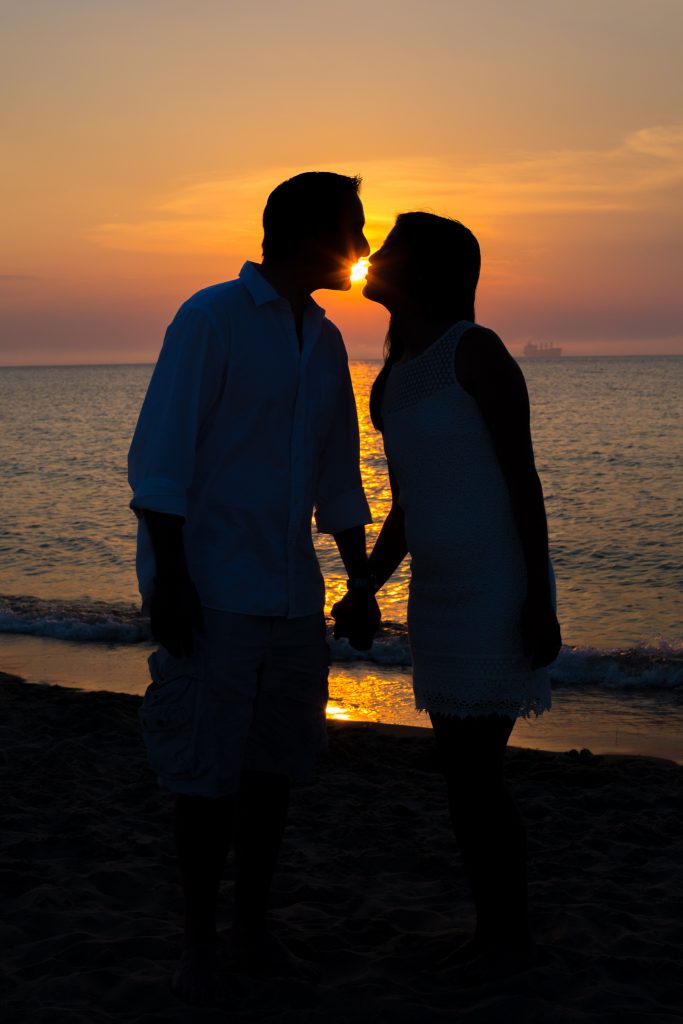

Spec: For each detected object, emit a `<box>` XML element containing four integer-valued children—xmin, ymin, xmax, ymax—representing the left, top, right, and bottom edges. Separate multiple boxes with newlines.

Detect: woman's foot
<box><xmin>170</xmin><ymin>939</ymin><xmax>220</xmax><ymax>1006</ymax></box>
<box><xmin>436</xmin><ymin>933</ymin><xmax>488</xmax><ymax>969</ymax></box>
<box><xmin>438</xmin><ymin>930</ymin><xmax>539</xmax><ymax>979</ymax></box>
<box><xmin>459</xmin><ymin>940</ymin><xmax>539</xmax><ymax>985</ymax></box>
<box><xmin>227</xmin><ymin>927</ymin><xmax>319</xmax><ymax>980</ymax></box>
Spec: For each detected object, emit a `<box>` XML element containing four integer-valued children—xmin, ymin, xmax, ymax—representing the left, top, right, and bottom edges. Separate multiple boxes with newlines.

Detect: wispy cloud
<box><xmin>87</xmin><ymin>124</ymin><xmax>683</xmax><ymax>254</ymax></box>
<box><xmin>625</xmin><ymin>124</ymin><xmax>683</xmax><ymax>160</ymax></box>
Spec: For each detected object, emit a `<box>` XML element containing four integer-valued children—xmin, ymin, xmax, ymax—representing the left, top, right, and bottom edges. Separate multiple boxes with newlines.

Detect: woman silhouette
<box><xmin>336</xmin><ymin>212</ymin><xmax>561</xmax><ymax>973</ymax></box>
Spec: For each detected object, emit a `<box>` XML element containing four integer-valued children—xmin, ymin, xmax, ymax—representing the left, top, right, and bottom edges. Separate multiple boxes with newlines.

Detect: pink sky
<box><xmin>2</xmin><ymin>0</ymin><xmax>682</xmax><ymax>364</ymax></box>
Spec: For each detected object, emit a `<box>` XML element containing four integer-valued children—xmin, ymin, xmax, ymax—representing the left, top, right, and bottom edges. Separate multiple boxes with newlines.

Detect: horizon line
<box><xmin>1</xmin><ymin>353</ymin><xmax>683</xmax><ymax>370</ymax></box>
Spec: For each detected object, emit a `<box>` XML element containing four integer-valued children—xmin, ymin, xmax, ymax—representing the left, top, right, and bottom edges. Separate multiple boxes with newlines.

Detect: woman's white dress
<box><xmin>382</xmin><ymin>321</ymin><xmax>552</xmax><ymax>719</ymax></box>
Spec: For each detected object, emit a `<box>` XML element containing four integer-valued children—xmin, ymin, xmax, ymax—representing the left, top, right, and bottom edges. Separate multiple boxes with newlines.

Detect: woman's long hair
<box><xmin>369</xmin><ymin>213</ymin><xmax>481</xmax><ymax>431</ymax></box>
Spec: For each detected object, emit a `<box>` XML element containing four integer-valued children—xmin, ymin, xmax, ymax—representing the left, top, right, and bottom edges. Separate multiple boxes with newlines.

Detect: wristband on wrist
<box><xmin>153</xmin><ymin>572</ymin><xmax>191</xmax><ymax>586</ymax></box>
<box><xmin>346</xmin><ymin>574</ymin><xmax>378</xmax><ymax>595</ymax></box>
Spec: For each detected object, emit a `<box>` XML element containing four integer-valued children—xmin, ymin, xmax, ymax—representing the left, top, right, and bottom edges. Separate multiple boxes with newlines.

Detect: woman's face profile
<box><xmin>363</xmin><ymin>225</ymin><xmax>413</xmax><ymax>307</ymax></box>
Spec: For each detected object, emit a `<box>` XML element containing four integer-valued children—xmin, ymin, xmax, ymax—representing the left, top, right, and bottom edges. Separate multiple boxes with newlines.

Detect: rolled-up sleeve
<box><xmin>314</xmin><ymin>363</ymin><xmax>372</xmax><ymax>535</ymax></box>
<box><xmin>128</xmin><ymin>304</ymin><xmax>226</xmax><ymax>519</ymax></box>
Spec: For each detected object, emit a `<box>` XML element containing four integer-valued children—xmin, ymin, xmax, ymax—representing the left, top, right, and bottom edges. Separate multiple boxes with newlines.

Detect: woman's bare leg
<box><xmin>429</xmin><ymin>712</ymin><xmax>533</xmax><ymax>959</ymax></box>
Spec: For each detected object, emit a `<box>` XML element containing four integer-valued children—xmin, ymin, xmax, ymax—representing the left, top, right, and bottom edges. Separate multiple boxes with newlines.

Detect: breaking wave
<box><xmin>1</xmin><ymin>594</ymin><xmax>681</xmax><ymax>693</ymax></box>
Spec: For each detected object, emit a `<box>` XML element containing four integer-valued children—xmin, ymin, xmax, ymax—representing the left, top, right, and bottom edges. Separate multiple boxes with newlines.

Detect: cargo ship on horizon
<box><xmin>522</xmin><ymin>341</ymin><xmax>563</xmax><ymax>358</ymax></box>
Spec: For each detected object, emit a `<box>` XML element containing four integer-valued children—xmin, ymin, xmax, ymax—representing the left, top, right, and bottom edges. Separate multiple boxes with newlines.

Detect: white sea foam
<box><xmin>2</xmin><ymin>596</ymin><xmax>681</xmax><ymax>693</ymax></box>
<box><xmin>0</xmin><ymin>595</ymin><xmax>149</xmax><ymax>643</ymax></box>
<box><xmin>331</xmin><ymin>632</ymin><xmax>683</xmax><ymax>691</ymax></box>
<box><xmin>549</xmin><ymin>643</ymin><xmax>683</xmax><ymax>690</ymax></box>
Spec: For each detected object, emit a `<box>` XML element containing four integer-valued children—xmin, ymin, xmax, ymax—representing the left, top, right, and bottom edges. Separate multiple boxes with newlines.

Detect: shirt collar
<box><xmin>239</xmin><ymin>261</ymin><xmax>326</xmax><ymax>316</ymax></box>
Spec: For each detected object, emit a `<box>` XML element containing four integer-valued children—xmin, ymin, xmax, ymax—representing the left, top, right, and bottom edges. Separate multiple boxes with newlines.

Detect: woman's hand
<box><xmin>521</xmin><ymin>595</ymin><xmax>562</xmax><ymax>669</ymax></box>
<box><xmin>331</xmin><ymin>591</ymin><xmax>381</xmax><ymax>651</ymax></box>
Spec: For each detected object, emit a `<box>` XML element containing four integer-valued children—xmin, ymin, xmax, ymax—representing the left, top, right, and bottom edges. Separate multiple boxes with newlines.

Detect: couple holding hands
<box><xmin>128</xmin><ymin>171</ymin><xmax>561</xmax><ymax>1004</ymax></box>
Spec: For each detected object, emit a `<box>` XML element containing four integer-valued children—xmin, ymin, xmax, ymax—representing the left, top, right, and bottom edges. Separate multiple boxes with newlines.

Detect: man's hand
<box><xmin>521</xmin><ymin>595</ymin><xmax>562</xmax><ymax>669</ymax></box>
<box><xmin>331</xmin><ymin>590</ymin><xmax>381</xmax><ymax>652</ymax></box>
<box><xmin>149</xmin><ymin>575</ymin><xmax>204</xmax><ymax>658</ymax></box>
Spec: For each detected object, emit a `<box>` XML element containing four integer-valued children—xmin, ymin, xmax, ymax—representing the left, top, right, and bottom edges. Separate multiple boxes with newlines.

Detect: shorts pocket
<box><xmin>139</xmin><ymin>647</ymin><xmax>201</xmax><ymax>782</ymax></box>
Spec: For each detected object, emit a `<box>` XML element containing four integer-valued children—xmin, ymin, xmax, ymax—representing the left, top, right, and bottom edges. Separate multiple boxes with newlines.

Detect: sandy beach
<box><xmin>2</xmin><ymin>671</ymin><xmax>682</xmax><ymax>1023</ymax></box>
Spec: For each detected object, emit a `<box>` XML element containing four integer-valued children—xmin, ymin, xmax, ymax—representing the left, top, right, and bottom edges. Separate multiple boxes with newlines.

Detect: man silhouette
<box><xmin>128</xmin><ymin>172</ymin><xmax>379</xmax><ymax>1003</ymax></box>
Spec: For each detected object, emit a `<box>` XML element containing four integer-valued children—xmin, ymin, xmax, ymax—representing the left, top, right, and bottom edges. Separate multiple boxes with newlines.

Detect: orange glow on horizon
<box><xmin>3</xmin><ymin>0</ymin><xmax>683</xmax><ymax>364</ymax></box>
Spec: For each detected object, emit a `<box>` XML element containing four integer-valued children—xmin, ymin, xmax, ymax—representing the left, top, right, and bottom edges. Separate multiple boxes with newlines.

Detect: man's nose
<box><xmin>359</xmin><ymin>234</ymin><xmax>371</xmax><ymax>258</ymax></box>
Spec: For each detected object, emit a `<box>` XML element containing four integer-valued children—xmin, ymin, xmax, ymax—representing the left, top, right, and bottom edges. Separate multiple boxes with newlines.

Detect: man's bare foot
<box><xmin>228</xmin><ymin>929</ymin><xmax>319</xmax><ymax>980</ymax></box>
<box><xmin>170</xmin><ymin>940</ymin><xmax>220</xmax><ymax>1006</ymax></box>
<box><xmin>436</xmin><ymin>933</ymin><xmax>487</xmax><ymax>969</ymax></box>
<box><xmin>458</xmin><ymin>942</ymin><xmax>539</xmax><ymax>986</ymax></box>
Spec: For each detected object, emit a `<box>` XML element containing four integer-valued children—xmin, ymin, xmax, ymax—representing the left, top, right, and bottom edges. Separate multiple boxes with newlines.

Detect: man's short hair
<box><xmin>262</xmin><ymin>172</ymin><xmax>362</xmax><ymax>263</ymax></box>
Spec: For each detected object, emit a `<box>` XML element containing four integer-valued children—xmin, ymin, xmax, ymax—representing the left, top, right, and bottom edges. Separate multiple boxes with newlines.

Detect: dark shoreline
<box><xmin>2</xmin><ymin>674</ymin><xmax>682</xmax><ymax>1022</ymax></box>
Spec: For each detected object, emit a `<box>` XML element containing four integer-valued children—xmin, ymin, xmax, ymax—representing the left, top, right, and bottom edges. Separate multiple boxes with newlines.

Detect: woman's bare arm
<box><xmin>455</xmin><ymin>328</ymin><xmax>561</xmax><ymax>667</ymax></box>
<box><xmin>367</xmin><ymin>462</ymin><xmax>409</xmax><ymax>590</ymax></box>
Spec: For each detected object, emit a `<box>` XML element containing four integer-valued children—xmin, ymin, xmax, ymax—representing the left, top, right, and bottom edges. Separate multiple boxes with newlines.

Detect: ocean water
<box><xmin>1</xmin><ymin>358</ymin><xmax>682</xmax><ymax>758</ymax></box>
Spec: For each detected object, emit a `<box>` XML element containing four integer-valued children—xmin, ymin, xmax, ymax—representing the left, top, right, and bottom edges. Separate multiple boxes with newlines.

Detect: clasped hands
<box><xmin>331</xmin><ymin>589</ymin><xmax>382</xmax><ymax>651</ymax></box>
<box><xmin>150</xmin><ymin>574</ymin><xmax>382</xmax><ymax>657</ymax></box>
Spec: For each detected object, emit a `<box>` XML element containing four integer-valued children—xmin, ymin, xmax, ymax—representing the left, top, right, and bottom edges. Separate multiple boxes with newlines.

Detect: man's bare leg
<box><xmin>171</xmin><ymin>793</ymin><xmax>234</xmax><ymax>1004</ymax></box>
<box><xmin>232</xmin><ymin>770</ymin><xmax>312</xmax><ymax>975</ymax></box>
<box><xmin>234</xmin><ymin>770</ymin><xmax>289</xmax><ymax>938</ymax></box>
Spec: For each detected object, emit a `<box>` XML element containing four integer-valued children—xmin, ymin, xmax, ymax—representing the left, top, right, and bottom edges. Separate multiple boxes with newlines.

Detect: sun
<box><xmin>350</xmin><ymin>258</ymin><xmax>369</xmax><ymax>283</ymax></box>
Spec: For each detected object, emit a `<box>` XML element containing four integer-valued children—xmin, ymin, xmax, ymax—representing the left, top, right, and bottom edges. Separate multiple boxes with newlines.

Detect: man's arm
<box><xmin>313</xmin><ymin>361</ymin><xmax>372</xmax><ymax>539</ymax></box>
<box><xmin>331</xmin><ymin>524</ymin><xmax>381</xmax><ymax>651</ymax></box>
<box><xmin>143</xmin><ymin>510</ymin><xmax>203</xmax><ymax>658</ymax></box>
<box><xmin>455</xmin><ymin>327</ymin><xmax>561</xmax><ymax>668</ymax></box>
<box><xmin>313</xmin><ymin>357</ymin><xmax>378</xmax><ymax>649</ymax></box>
<box><xmin>128</xmin><ymin>304</ymin><xmax>224</xmax><ymax>655</ymax></box>
<box><xmin>332</xmin><ymin>464</ymin><xmax>407</xmax><ymax>647</ymax></box>
<box><xmin>333</xmin><ymin>524</ymin><xmax>368</xmax><ymax>580</ymax></box>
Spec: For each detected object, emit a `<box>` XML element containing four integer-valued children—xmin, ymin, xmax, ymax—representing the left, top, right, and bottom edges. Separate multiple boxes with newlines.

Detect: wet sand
<box><xmin>4</xmin><ymin>633</ymin><xmax>683</xmax><ymax>763</ymax></box>
<box><xmin>2</xmin><ymin>672</ymin><xmax>682</xmax><ymax>1022</ymax></box>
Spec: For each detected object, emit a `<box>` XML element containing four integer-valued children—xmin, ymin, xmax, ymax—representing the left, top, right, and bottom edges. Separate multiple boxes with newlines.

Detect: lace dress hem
<box><xmin>413</xmin><ymin>690</ymin><xmax>552</xmax><ymax>720</ymax></box>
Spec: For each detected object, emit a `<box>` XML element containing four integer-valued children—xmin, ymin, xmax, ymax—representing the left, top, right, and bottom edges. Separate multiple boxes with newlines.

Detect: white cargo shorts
<box><xmin>139</xmin><ymin>608</ymin><xmax>330</xmax><ymax>797</ymax></box>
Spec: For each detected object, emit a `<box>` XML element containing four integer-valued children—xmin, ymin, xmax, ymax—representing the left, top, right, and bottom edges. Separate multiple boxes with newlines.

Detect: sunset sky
<box><xmin>2</xmin><ymin>0</ymin><xmax>682</xmax><ymax>364</ymax></box>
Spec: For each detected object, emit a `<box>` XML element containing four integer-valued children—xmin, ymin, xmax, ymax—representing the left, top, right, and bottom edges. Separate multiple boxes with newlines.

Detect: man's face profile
<box><xmin>314</xmin><ymin>192</ymin><xmax>370</xmax><ymax>291</ymax></box>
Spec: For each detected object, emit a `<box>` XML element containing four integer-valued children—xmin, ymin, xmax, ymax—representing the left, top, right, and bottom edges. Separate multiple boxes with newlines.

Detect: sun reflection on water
<box><xmin>325</xmin><ymin>702</ymin><xmax>352</xmax><ymax>721</ymax></box>
<box><xmin>325</xmin><ymin>666</ymin><xmax>422</xmax><ymax>726</ymax></box>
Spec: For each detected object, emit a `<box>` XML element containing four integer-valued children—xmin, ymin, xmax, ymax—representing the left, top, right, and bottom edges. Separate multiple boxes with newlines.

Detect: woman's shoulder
<box><xmin>455</xmin><ymin>325</ymin><xmax>522</xmax><ymax>395</ymax></box>
<box><xmin>459</xmin><ymin>323</ymin><xmax>505</xmax><ymax>353</ymax></box>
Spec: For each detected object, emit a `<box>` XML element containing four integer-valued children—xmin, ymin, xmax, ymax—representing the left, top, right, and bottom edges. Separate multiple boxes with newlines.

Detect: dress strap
<box><xmin>447</xmin><ymin>320</ymin><xmax>475</xmax><ymax>347</ymax></box>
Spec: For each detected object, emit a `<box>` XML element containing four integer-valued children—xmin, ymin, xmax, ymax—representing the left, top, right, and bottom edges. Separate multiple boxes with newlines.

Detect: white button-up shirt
<box><xmin>128</xmin><ymin>262</ymin><xmax>371</xmax><ymax>617</ymax></box>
